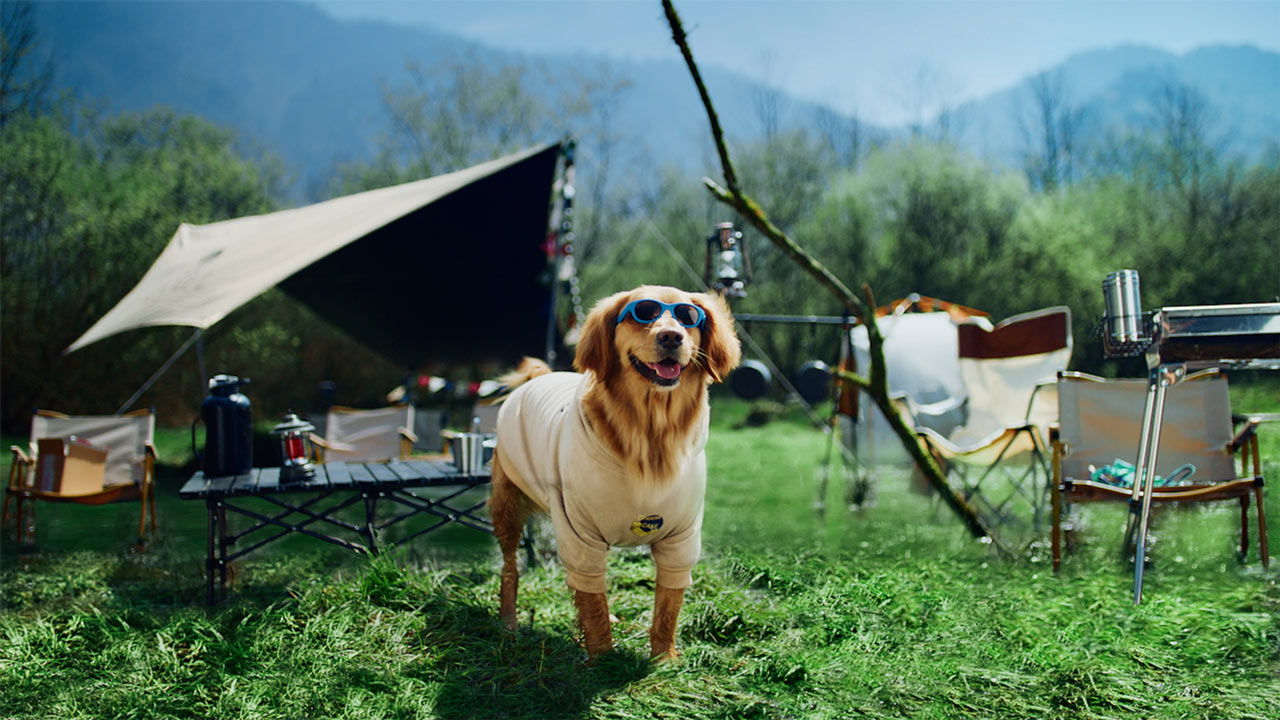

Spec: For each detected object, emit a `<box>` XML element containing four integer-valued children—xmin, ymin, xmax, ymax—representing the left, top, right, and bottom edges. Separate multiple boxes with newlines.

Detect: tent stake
<box><xmin>116</xmin><ymin>329</ymin><xmax>204</xmax><ymax>415</ymax></box>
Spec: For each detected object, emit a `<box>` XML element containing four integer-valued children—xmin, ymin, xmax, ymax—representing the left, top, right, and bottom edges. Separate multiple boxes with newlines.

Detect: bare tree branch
<box><xmin>662</xmin><ymin>0</ymin><xmax>1000</xmax><ymax>546</ymax></box>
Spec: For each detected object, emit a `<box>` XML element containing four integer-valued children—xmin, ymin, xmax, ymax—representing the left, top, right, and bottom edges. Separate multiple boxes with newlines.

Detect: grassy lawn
<box><xmin>2</xmin><ymin>389</ymin><xmax>1277</xmax><ymax>719</ymax></box>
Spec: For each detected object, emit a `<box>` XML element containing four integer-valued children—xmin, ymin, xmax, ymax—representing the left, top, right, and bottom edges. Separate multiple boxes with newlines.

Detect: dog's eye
<box><xmin>632</xmin><ymin>300</ymin><xmax>663</xmax><ymax>321</ymax></box>
<box><xmin>672</xmin><ymin>304</ymin><xmax>701</xmax><ymax>327</ymax></box>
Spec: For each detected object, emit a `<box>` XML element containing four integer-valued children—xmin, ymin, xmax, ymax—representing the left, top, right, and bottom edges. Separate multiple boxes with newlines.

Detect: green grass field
<box><xmin>2</xmin><ymin>390</ymin><xmax>1277</xmax><ymax>719</ymax></box>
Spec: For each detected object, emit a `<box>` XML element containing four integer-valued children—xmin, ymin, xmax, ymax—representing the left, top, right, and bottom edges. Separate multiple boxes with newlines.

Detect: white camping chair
<box><xmin>311</xmin><ymin>404</ymin><xmax>417</xmax><ymax>463</ymax></box>
<box><xmin>846</xmin><ymin>311</ymin><xmax>973</xmax><ymax>466</ymax></box>
<box><xmin>914</xmin><ymin>306</ymin><xmax>1073</xmax><ymax>532</ymax></box>
<box><xmin>4</xmin><ymin>409</ymin><xmax>158</xmax><ymax>542</ymax></box>
<box><xmin>1050</xmin><ymin>371</ymin><xmax>1268</xmax><ymax>571</ymax></box>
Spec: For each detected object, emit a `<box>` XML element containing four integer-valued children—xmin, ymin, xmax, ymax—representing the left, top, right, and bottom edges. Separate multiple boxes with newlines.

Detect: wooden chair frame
<box><xmin>4</xmin><ymin>409</ymin><xmax>158</xmax><ymax>543</ymax></box>
<box><xmin>1049</xmin><ymin>373</ymin><xmax>1268</xmax><ymax>571</ymax></box>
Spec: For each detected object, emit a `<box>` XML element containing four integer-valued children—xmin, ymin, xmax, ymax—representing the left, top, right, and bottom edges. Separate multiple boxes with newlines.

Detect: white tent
<box><xmin>67</xmin><ymin>143</ymin><xmax>559</xmax><ymax>356</ymax></box>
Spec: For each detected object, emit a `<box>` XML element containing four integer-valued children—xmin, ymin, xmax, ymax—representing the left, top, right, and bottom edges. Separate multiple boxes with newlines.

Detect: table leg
<box><xmin>205</xmin><ymin>498</ymin><xmax>216</xmax><ymax>606</ymax></box>
<box><xmin>363</xmin><ymin>491</ymin><xmax>378</xmax><ymax>554</ymax></box>
<box><xmin>217</xmin><ymin>501</ymin><xmax>229</xmax><ymax>603</ymax></box>
<box><xmin>1133</xmin><ymin>368</ymin><xmax>1173</xmax><ymax>605</ymax></box>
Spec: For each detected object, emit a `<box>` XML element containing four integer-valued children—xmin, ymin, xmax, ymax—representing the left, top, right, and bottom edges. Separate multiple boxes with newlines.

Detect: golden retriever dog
<box><xmin>488</xmin><ymin>285</ymin><xmax>741</xmax><ymax>660</ymax></box>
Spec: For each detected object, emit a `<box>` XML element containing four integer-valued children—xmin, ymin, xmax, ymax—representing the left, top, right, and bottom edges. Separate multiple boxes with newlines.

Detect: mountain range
<box><xmin>31</xmin><ymin>1</ymin><xmax>1280</xmax><ymax>200</ymax></box>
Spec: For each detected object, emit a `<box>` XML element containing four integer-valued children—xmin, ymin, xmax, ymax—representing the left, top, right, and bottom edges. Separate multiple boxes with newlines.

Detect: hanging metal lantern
<box><xmin>704</xmin><ymin>222</ymin><xmax>751</xmax><ymax>299</ymax></box>
<box><xmin>270</xmin><ymin>411</ymin><xmax>315</xmax><ymax>483</ymax></box>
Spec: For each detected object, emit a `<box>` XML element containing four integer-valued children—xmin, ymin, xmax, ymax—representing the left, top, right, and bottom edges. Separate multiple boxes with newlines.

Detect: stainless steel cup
<box><xmin>450</xmin><ymin>432</ymin><xmax>494</xmax><ymax>473</ymax></box>
<box><xmin>1103</xmin><ymin>269</ymin><xmax>1146</xmax><ymax>346</ymax></box>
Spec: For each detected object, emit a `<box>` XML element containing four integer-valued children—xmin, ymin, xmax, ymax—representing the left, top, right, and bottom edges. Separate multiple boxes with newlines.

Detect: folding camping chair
<box><xmin>844</xmin><ymin>295</ymin><xmax>995</xmax><ymax>467</ymax></box>
<box><xmin>914</xmin><ymin>306</ymin><xmax>1072</xmax><ymax>533</ymax></box>
<box><xmin>1050</xmin><ymin>370</ymin><xmax>1268</xmax><ymax>571</ymax></box>
<box><xmin>310</xmin><ymin>404</ymin><xmax>417</xmax><ymax>463</ymax></box>
<box><xmin>4</xmin><ymin>409</ymin><xmax>158</xmax><ymax>543</ymax></box>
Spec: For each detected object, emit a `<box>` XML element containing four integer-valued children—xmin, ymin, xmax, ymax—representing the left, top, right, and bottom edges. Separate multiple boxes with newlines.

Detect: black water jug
<box><xmin>193</xmin><ymin>374</ymin><xmax>253</xmax><ymax>477</ymax></box>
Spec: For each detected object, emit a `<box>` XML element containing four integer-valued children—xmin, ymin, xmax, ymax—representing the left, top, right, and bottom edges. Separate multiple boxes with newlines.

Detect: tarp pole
<box><xmin>196</xmin><ymin>330</ymin><xmax>208</xmax><ymax>393</ymax></box>
<box><xmin>545</xmin><ymin>140</ymin><xmax>576</xmax><ymax>365</ymax></box>
<box><xmin>115</xmin><ymin>328</ymin><xmax>204</xmax><ymax>416</ymax></box>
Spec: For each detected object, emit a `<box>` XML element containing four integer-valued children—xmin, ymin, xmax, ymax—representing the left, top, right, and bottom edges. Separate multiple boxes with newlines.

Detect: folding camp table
<box><xmin>179</xmin><ymin>459</ymin><xmax>492</xmax><ymax>604</ymax></box>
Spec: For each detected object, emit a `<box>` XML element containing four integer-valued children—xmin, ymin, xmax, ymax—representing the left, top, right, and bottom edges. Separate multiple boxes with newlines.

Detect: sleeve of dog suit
<box><xmin>549</xmin><ymin>490</ymin><xmax>611</xmax><ymax>594</ymax></box>
<box><xmin>648</xmin><ymin>508</ymin><xmax>703</xmax><ymax>589</ymax></box>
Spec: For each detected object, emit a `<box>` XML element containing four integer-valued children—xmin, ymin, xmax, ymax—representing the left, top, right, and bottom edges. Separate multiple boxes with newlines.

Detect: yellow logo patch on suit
<box><xmin>631</xmin><ymin>514</ymin><xmax>664</xmax><ymax>536</ymax></box>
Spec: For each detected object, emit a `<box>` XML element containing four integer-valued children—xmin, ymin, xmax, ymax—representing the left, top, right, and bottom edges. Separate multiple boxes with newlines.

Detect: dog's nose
<box><xmin>657</xmin><ymin>330</ymin><xmax>683</xmax><ymax>350</ymax></box>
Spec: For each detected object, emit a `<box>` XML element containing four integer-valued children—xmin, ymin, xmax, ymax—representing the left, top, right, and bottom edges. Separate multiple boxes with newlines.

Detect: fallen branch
<box><xmin>662</xmin><ymin>0</ymin><xmax>1001</xmax><ymax>548</ymax></box>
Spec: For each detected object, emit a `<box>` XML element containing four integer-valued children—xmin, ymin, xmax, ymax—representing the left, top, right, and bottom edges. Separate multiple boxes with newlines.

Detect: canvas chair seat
<box><xmin>4</xmin><ymin>409</ymin><xmax>158</xmax><ymax>543</ymax></box>
<box><xmin>311</xmin><ymin>404</ymin><xmax>417</xmax><ymax>463</ymax></box>
<box><xmin>918</xmin><ymin>423</ymin><xmax>1043</xmax><ymax>466</ymax></box>
<box><xmin>1050</xmin><ymin>371</ymin><xmax>1268</xmax><ymax>571</ymax></box>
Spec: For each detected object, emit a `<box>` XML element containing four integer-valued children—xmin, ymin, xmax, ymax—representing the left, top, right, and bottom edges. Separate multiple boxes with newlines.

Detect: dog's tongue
<box><xmin>650</xmin><ymin>359</ymin><xmax>682</xmax><ymax>380</ymax></box>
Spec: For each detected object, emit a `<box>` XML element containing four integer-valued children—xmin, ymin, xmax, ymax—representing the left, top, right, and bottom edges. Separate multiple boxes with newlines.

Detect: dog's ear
<box><xmin>573</xmin><ymin>291</ymin><xmax>630</xmax><ymax>379</ymax></box>
<box><xmin>692</xmin><ymin>292</ymin><xmax>742</xmax><ymax>383</ymax></box>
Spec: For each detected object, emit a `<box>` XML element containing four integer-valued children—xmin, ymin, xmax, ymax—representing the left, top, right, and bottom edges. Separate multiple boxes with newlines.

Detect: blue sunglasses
<box><xmin>616</xmin><ymin>299</ymin><xmax>706</xmax><ymax>328</ymax></box>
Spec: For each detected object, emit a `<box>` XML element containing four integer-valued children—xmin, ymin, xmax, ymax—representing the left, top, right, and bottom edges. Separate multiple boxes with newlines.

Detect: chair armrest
<box><xmin>899</xmin><ymin>394</ymin><xmax>967</xmax><ymax>425</ymax></box>
<box><xmin>309</xmin><ymin>434</ymin><xmax>358</xmax><ymax>453</ymax></box>
<box><xmin>142</xmin><ymin>443</ymin><xmax>158</xmax><ymax>487</ymax></box>
<box><xmin>398</xmin><ymin>428</ymin><xmax>418</xmax><ymax>460</ymax></box>
<box><xmin>308</xmin><ymin>432</ymin><xmax>328</xmax><ymax>463</ymax></box>
<box><xmin>9</xmin><ymin>445</ymin><xmax>33</xmax><ymax>489</ymax></box>
<box><xmin>1228</xmin><ymin>419</ymin><xmax>1259</xmax><ymax>452</ymax></box>
<box><xmin>1024</xmin><ymin>380</ymin><xmax>1057</xmax><ymax>423</ymax></box>
<box><xmin>10</xmin><ymin>445</ymin><xmax>32</xmax><ymax>466</ymax></box>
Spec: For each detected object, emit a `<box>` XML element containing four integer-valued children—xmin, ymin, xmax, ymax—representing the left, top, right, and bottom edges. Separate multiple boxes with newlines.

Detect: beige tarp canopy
<box><xmin>67</xmin><ymin>143</ymin><xmax>562</xmax><ymax>369</ymax></box>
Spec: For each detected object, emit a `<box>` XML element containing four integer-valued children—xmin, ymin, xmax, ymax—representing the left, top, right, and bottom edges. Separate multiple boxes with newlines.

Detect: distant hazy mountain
<box><xmin>35</xmin><ymin>0</ymin><xmax>850</xmax><ymax>197</ymax></box>
<box><xmin>32</xmin><ymin>1</ymin><xmax>1278</xmax><ymax>200</ymax></box>
<box><xmin>35</xmin><ymin>1</ymin><xmax>476</xmax><ymax>196</ymax></box>
<box><xmin>952</xmin><ymin>44</ymin><xmax>1279</xmax><ymax>168</ymax></box>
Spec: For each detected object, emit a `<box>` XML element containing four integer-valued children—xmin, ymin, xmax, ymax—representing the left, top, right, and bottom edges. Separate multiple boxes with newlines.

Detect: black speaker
<box><xmin>730</xmin><ymin>359</ymin><xmax>772</xmax><ymax>399</ymax></box>
<box><xmin>793</xmin><ymin>360</ymin><xmax>831</xmax><ymax>405</ymax></box>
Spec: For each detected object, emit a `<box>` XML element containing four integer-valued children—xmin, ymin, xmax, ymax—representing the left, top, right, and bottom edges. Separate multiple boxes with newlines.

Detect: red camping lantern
<box><xmin>271</xmin><ymin>411</ymin><xmax>315</xmax><ymax>483</ymax></box>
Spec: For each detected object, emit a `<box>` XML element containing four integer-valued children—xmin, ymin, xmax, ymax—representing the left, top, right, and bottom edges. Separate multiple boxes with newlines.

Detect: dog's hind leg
<box><xmin>489</xmin><ymin>453</ymin><xmax>533</xmax><ymax>631</ymax></box>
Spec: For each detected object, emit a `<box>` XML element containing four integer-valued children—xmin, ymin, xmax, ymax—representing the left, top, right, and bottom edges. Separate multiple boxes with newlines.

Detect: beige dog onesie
<box><xmin>495</xmin><ymin>371</ymin><xmax>707</xmax><ymax>593</ymax></box>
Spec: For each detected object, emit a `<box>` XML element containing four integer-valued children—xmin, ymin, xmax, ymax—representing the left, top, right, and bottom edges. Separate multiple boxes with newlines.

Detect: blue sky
<box><xmin>313</xmin><ymin>1</ymin><xmax>1280</xmax><ymax>125</ymax></box>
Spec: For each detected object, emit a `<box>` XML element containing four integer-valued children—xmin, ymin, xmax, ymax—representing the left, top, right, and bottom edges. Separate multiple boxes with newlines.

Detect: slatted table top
<box><xmin>179</xmin><ymin>459</ymin><xmax>489</xmax><ymax>499</ymax></box>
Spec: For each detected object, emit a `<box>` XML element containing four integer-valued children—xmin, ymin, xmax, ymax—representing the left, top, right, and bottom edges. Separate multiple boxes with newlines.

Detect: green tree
<box><xmin>1</xmin><ymin>108</ymin><xmax>285</xmax><ymax>429</ymax></box>
<box><xmin>0</xmin><ymin>0</ymin><xmax>52</xmax><ymax>125</ymax></box>
<box><xmin>1017</xmin><ymin>70</ymin><xmax>1086</xmax><ymax>192</ymax></box>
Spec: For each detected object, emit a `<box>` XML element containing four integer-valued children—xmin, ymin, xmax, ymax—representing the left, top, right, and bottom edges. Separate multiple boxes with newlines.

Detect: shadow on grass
<box><xmin>351</xmin><ymin>555</ymin><xmax>653</xmax><ymax>720</ymax></box>
<box><xmin>424</xmin><ymin>602</ymin><xmax>652</xmax><ymax>720</ymax></box>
